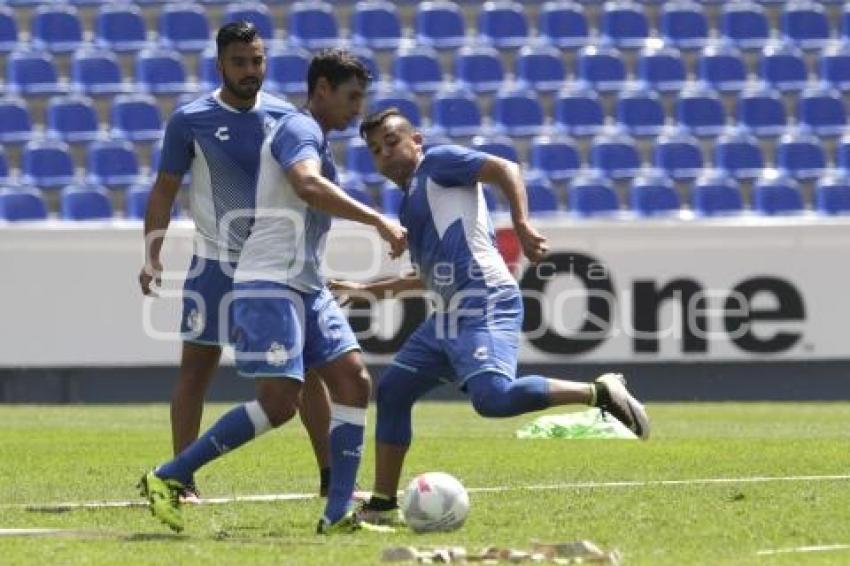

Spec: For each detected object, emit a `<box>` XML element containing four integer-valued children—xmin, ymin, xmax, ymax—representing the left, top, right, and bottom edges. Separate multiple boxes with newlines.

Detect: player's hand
<box><xmin>139</xmin><ymin>258</ymin><xmax>163</xmax><ymax>296</ymax></box>
<box><xmin>377</xmin><ymin>218</ymin><xmax>408</xmax><ymax>259</ymax></box>
<box><xmin>328</xmin><ymin>279</ymin><xmax>365</xmax><ymax>307</ymax></box>
<box><xmin>515</xmin><ymin>222</ymin><xmax>549</xmax><ymax>264</ymax></box>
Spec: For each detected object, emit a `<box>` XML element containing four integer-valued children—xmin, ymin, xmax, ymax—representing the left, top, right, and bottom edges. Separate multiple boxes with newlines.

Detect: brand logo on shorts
<box><xmin>214</xmin><ymin>126</ymin><xmax>230</xmax><ymax>141</ymax></box>
<box><xmin>266</xmin><ymin>342</ymin><xmax>287</xmax><ymax>366</ymax></box>
<box><xmin>473</xmin><ymin>346</ymin><xmax>488</xmax><ymax>360</ymax></box>
<box><xmin>187</xmin><ymin>309</ymin><xmax>204</xmax><ymax>333</ymax></box>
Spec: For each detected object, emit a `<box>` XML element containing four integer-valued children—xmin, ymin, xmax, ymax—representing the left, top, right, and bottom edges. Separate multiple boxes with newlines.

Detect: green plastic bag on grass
<box><xmin>516</xmin><ymin>408</ymin><xmax>638</xmax><ymax>440</ymax></box>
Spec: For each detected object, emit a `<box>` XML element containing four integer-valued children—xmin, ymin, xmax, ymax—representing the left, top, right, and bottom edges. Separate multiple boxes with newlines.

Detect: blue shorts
<box><xmin>231</xmin><ymin>281</ymin><xmax>360</xmax><ymax>380</ymax></box>
<box><xmin>180</xmin><ymin>255</ymin><xmax>236</xmax><ymax>346</ymax></box>
<box><xmin>392</xmin><ymin>288</ymin><xmax>522</xmax><ymax>387</ymax></box>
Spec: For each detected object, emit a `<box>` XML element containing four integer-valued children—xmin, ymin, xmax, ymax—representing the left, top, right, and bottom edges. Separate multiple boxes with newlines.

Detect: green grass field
<box><xmin>1</xmin><ymin>402</ymin><xmax>849</xmax><ymax>565</ymax></box>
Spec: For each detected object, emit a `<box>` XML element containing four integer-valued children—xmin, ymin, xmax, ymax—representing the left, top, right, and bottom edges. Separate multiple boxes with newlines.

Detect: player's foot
<box><xmin>593</xmin><ymin>373</ymin><xmax>650</xmax><ymax>440</ymax></box>
<box><xmin>138</xmin><ymin>470</ymin><xmax>185</xmax><ymax>532</ymax></box>
<box><xmin>178</xmin><ymin>482</ymin><xmax>201</xmax><ymax>504</ymax></box>
<box><xmin>316</xmin><ymin>511</ymin><xmax>397</xmax><ymax>534</ymax></box>
<box><xmin>355</xmin><ymin>498</ymin><xmax>405</xmax><ymax>527</ymax></box>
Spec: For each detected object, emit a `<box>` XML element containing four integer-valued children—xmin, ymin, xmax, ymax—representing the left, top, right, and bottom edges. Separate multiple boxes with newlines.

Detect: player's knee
<box><xmin>375</xmin><ymin>369</ymin><xmax>415</xmax><ymax>410</ymax></box>
<box><xmin>258</xmin><ymin>392</ymin><xmax>300</xmax><ymax>428</ymax></box>
<box><xmin>469</xmin><ymin>376</ymin><xmax>514</xmax><ymax>418</ymax></box>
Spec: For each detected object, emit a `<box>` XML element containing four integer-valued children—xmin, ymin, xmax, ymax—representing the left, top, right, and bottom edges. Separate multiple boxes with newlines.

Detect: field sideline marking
<box><xmin>11</xmin><ymin>473</ymin><xmax>850</xmax><ymax>513</ymax></box>
<box><xmin>757</xmin><ymin>544</ymin><xmax>850</xmax><ymax>556</ymax></box>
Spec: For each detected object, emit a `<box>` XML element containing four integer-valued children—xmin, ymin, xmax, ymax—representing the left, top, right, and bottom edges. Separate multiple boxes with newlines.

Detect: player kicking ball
<box><xmin>331</xmin><ymin>108</ymin><xmax>651</xmax><ymax>525</ymax></box>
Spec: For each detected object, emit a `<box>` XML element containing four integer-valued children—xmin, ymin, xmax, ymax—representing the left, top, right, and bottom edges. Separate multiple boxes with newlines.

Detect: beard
<box><xmin>222</xmin><ymin>73</ymin><xmax>261</xmax><ymax>101</ymax></box>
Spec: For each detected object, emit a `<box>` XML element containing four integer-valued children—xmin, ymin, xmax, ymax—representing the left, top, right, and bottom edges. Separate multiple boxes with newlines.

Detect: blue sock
<box><xmin>157</xmin><ymin>400</ymin><xmax>271</xmax><ymax>485</ymax></box>
<box><xmin>322</xmin><ymin>403</ymin><xmax>366</xmax><ymax>524</ymax></box>
<box><xmin>466</xmin><ymin>372</ymin><xmax>550</xmax><ymax>418</ymax></box>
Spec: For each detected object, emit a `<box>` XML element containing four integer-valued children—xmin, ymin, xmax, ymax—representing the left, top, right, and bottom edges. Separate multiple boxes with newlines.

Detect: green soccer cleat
<box><xmin>138</xmin><ymin>470</ymin><xmax>185</xmax><ymax>533</ymax></box>
<box><xmin>316</xmin><ymin>511</ymin><xmax>397</xmax><ymax>535</ymax></box>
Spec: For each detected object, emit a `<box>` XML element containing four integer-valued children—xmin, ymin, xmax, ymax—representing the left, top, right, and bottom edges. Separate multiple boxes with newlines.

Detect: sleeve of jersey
<box><xmin>158</xmin><ymin>110</ymin><xmax>194</xmax><ymax>176</ymax></box>
<box><xmin>427</xmin><ymin>145</ymin><xmax>489</xmax><ymax>188</ymax></box>
<box><xmin>269</xmin><ymin>115</ymin><xmax>323</xmax><ymax>171</ymax></box>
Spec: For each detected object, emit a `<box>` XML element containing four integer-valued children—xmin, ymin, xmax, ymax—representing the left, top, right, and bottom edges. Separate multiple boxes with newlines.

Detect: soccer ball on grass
<box><xmin>401</xmin><ymin>472</ymin><xmax>469</xmax><ymax>533</ymax></box>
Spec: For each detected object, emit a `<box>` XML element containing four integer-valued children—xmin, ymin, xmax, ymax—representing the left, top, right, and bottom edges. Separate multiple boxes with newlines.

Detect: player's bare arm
<box><xmin>329</xmin><ymin>271</ymin><xmax>424</xmax><ymax>305</ymax></box>
<box><xmin>139</xmin><ymin>171</ymin><xmax>183</xmax><ymax>295</ymax></box>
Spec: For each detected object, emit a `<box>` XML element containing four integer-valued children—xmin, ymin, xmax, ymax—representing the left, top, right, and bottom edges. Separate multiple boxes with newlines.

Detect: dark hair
<box><xmin>359</xmin><ymin>107</ymin><xmax>411</xmax><ymax>139</ymax></box>
<box><xmin>307</xmin><ymin>49</ymin><xmax>372</xmax><ymax>97</ymax></box>
<box><xmin>216</xmin><ymin>21</ymin><xmax>260</xmax><ymax>58</ymax></box>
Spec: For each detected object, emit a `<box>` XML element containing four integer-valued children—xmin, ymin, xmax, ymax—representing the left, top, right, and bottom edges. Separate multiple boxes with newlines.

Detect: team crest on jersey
<box><xmin>263</xmin><ymin>116</ymin><xmax>276</xmax><ymax>132</ymax></box>
<box><xmin>214</xmin><ymin>126</ymin><xmax>230</xmax><ymax>141</ymax></box>
<box><xmin>473</xmin><ymin>346</ymin><xmax>488</xmax><ymax>360</ymax></box>
<box><xmin>266</xmin><ymin>342</ymin><xmax>288</xmax><ymax>366</ymax></box>
<box><xmin>186</xmin><ymin>309</ymin><xmax>204</xmax><ymax>333</ymax></box>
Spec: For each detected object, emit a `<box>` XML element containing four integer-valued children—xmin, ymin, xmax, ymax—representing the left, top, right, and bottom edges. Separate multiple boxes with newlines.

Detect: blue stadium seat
<box><xmin>815</xmin><ymin>171</ymin><xmax>850</xmax><ymax>214</ymax></box>
<box><xmin>94</xmin><ymin>3</ymin><xmax>148</xmax><ymax>52</ymax></box>
<box><xmin>691</xmin><ymin>169</ymin><xmax>744</xmax><ymax>216</ymax></box>
<box><xmin>736</xmin><ymin>82</ymin><xmax>787</xmax><ymax>136</ymax></box>
<box><xmin>630</xmin><ymin>170</ymin><xmax>680</xmax><ymax>216</ymax></box>
<box><xmin>482</xmin><ymin>184</ymin><xmax>503</xmax><ymax>212</ymax></box>
<box><xmin>431</xmin><ymin>85</ymin><xmax>482</xmax><ymax>137</ymax></box>
<box><xmin>576</xmin><ymin>45</ymin><xmax>626</xmax><ymax>91</ymax></box>
<box><xmin>31</xmin><ymin>5</ymin><xmax>84</xmax><ymax>53</ymax></box>
<box><xmin>776</xmin><ymin>126</ymin><xmax>827</xmax><ymax>180</ymax></box>
<box><xmin>782</xmin><ymin>0</ymin><xmax>830</xmax><ymax>50</ymax></box>
<box><xmin>636</xmin><ymin>45</ymin><xmax>686</xmax><ymax>92</ymax></box>
<box><xmin>369</xmin><ymin>86</ymin><xmax>421</xmax><ymax>126</ymax></box>
<box><xmin>392</xmin><ymin>46</ymin><xmax>444</xmax><ymax>93</ymax></box>
<box><xmin>538</xmin><ymin>0</ymin><xmax>588</xmax><ymax>48</ymax></box>
<box><xmin>589</xmin><ymin>127</ymin><xmax>641</xmax><ymax>179</ymax></box>
<box><xmin>478</xmin><ymin>1</ymin><xmax>529</xmax><ymax>49</ymax></box>
<box><xmin>21</xmin><ymin>139</ymin><xmax>76</xmax><ymax>189</ymax></box>
<box><xmin>601</xmin><ymin>0</ymin><xmax>650</xmax><ymax>49</ymax></box>
<box><xmin>838</xmin><ymin>134</ymin><xmax>850</xmax><ymax>170</ymax></box>
<box><xmin>0</xmin><ymin>187</ymin><xmax>48</xmax><ymax>222</ymax></box>
<box><xmin>351</xmin><ymin>1</ymin><xmax>402</xmax><ymax>50</ymax></box>
<box><xmin>415</xmin><ymin>1</ymin><xmax>466</xmax><ymax>49</ymax></box>
<box><xmin>71</xmin><ymin>49</ymin><xmax>129</xmax><ymax>96</ymax></box>
<box><xmin>199</xmin><ymin>47</ymin><xmax>218</xmax><ymax>91</ymax></box>
<box><xmin>515</xmin><ymin>44</ymin><xmax>565</xmax><ymax>93</ymax></box>
<box><xmin>760</xmin><ymin>40</ymin><xmax>808</xmax><ymax>91</ymax></box>
<box><xmin>349</xmin><ymin>46</ymin><xmax>381</xmax><ymax>88</ymax></box>
<box><xmin>660</xmin><ymin>0</ymin><xmax>708</xmax><ymax>49</ymax></box>
<box><xmin>653</xmin><ymin>125</ymin><xmax>703</xmax><ymax>180</ymax></box>
<box><xmin>380</xmin><ymin>181</ymin><xmax>403</xmax><ymax>215</ymax></box>
<box><xmin>697</xmin><ymin>41</ymin><xmax>747</xmax><ymax>92</ymax></box>
<box><xmin>720</xmin><ymin>1</ymin><xmax>769</xmax><ymax>49</ymax></box>
<box><xmin>797</xmin><ymin>84</ymin><xmax>847</xmax><ymax>136</ymax></box>
<box><xmin>676</xmin><ymin>82</ymin><xmax>726</xmax><ymax>136</ymax></box>
<box><xmin>0</xmin><ymin>148</ymin><xmax>8</xmax><ymax>184</ymax></box>
<box><xmin>46</xmin><ymin>95</ymin><xmax>100</xmax><ymax>143</ymax></box>
<box><xmin>568</xmin><ymin>170</ymin><xmax>620</xmax><ymax>216</ymax></box>
<box><xmin>0</xmin><ymin>96</ymin><xmax>34</xmax><ymax>144</ymax></box>
<box><xmin>158</xmin><ymin>3</ymin><xmax>211</xmax><ymax>52</ymax></box>
<box><xmin>288</xmin><ymin>2</ymin><xmax>340</xmax><ymax>50</ymax></box>
<box><xmin>471</xmin><ymin>134</ymin><xmax>519</xmax><ymax>163</ymax></box>
<box><xmin>820</xmin><ymin>41</ymin><xmax>850</xmax><ymax>91</ymax></box>
<box><xmin>492</xmin><ymin>86</ymin><xmax>545</xmax><ymax>137</ymax></box>
<box><xmin>223</xmin><ymin>2</ymin><xmax>273</xmax><ymax>40</ymax></box>
<box><xmin>454</xmin><ymin>45</ymin><xmax>505</xmax><ymax>93</ymax></box>
<box><xmin>554</xmin><ymin>82</ymin><xmax>604</xmax><ymax>137</ymax></box>
<box><xmin>0</xmin><ymin>5</ymin><xmax>19</xmax><ymax>52</ymax></box>
<box><xmin>86</xmin><ymin>139</ymin><xmax>141</xmax><ymax>187</ymax></box>
<box><xmin>752</xmin><ymin>169</ymin><xmax>804</xmax><ymax>215</ymax></box>
<box><xmin>136</xmin><ymin>48</ymin><xmax>193</xmax><ymax>94</ymax></box>
<box><xmin>266</xmin><ymin>45</ymin><xmax>310</xmax><ymax>95</ymax></box>
<box><xmin>346</xmin><ymin>136</ymin><xmax>383</xmax><ymax>184</ymax></box>
<box><xmin>714</xmin><ymin>126</ymin><xmax>764</xmax><ymax>180</ymax></box>
<box><xmin>60</xmin><ymin>184</ymin><xmax>114</xmax><ymax>220</ymax></box>
<box><xmin>110</xmin><ymin>94</ymin><xmax>163</xmax><ymax>142</ymax></box>
<box><xmin>340</xmin><ymin>173</ymin><xmax>375</xmax><ymax>207</ymax></box>
<box><xmin>7</xmin><ymin>49</ymin><xmax>64</xmax><ymax>95</ymax></box>
<box><xmin>616</xmin><ymin>83</ymin><xmax>665</xmax><ymax>136</ymax></box>
<box><xmin>529</xmin><ymin>136</ymin><xmax>580</xmax><ymax>181</ymax></box>
<box><xmin>524</xmin><ymin>171</ymin><xmax>559</xmax><ymax>214</ymax></box>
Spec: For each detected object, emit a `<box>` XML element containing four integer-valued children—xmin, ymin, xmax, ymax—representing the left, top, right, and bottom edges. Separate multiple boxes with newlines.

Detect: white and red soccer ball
<box><xmin>401</xmin><ymin>472</ymin><xmax>470</xmax><ymax>533</ymax></box>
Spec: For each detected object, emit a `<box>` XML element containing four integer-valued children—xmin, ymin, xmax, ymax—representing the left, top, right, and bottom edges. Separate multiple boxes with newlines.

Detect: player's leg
<box><xmin>300</xmin><ymin>369</ymin><xmax>331</xmax><ymax>495</ymax></box>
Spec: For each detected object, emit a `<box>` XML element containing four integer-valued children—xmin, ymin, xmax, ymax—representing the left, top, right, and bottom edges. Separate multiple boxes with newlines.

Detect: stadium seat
<box><xmin>524</xmin><ymin>171</ymin><xmax>559</xmax><ymax>214</ymax></box>
<box><xmin>815</xmin><ymin>171</ymin><xmax>850</xmax><ymax>214</ymax></box>
<box><xmin>125</xmin><ymin>183</ymin><xmax>183</xmax><ymax>219</ymax></box>
<box><xmin>491</xmin><ymin>86</ymin><xmax>545</xmax><ymax>137</ymax></box>
<box><xmin>86</xmin><ymin>139</ymin><xmax>141</xmax><ymax>187</ymax></box>
<box><xmin>797</xmin><ymin>84</ymin><xmax>847</xmax><ymax>136</ymax></box>
<box><xmin>478</xmin><ymin>1</ymin><xmax>529</xmax><ymax>49</ymax></box>
<box><xmin>110</xmin><ymin>94</ymin><xmax>163</xmax><ymax>142</ymax></box>
<box><xmin>46</xmin><ymin>95</ymin><xmax>101</xmax><ymax>143</ymax></box>
<box><xmin>752</xmin><ymin>169</ymin><xmax>804</xmax><ymax>215</ymax></box>
<box><xmin>266</xmin><ymin>45</ymin><xmax>310</xmax><ymax>95</ymax></box>
<box><xmin>676</xmin><ymin>82</ymin><xmax>726</xmax><ymax>136</ymax></box>
<box><xmin>691</xmin><ymin>169</ymin><xmax>744</xmax><ymax>216</ymax></box>
<box><xmin>576</xmin><ymin>45</ymin><xmax>626</xmax><ymax>91</ymax></box>
<box><xmin>158</xmin><ymin>3</ymin><xmax>211</xmax><ymax>52</ymax></box>
<box><xmin>472</xmin><ymin>134</ymin><xmax>519</xmax><ymax>163</ymax></box>
<box><xmin>820</xmin><ymin>41</ymin><xmax>850</xmax><ymax>91</ymax></box>
<box><xmin>431</xmin><ymin>85</ymin><xmax>482</xmax><ymax>137</ymax></box>
<box><xmin>136</xmin><ymin>48</ymin><xmax>193</xmax><ymax>94</ymax></box>
<box><xmin>720</xmin><ymin>1</ymin><xmax>769</xmax><ymax>49</ymax></box>
<box><xmin>653</xmin><ymin>125</ymin><xmax>703</xmax><ymax>180</ymax></box>
<box><xmin>31</xmin><ymin>5</ymin><xmax>84</xmax><ymax>53</ymax></box>
<box><xmin>615</xmin><ymin>83</ymin><xmax>665</xmax><ymax>136</ymax></box>
<box><xmin>529</xmin><ymin>136</ymin><xmax>580</xmax><ymax>181</ymax></box>
<box><xmin>346</xmin><ymin>137</ymin><xmax>383</xmax><ymax>184</ymax></box>
<box><xmin>630</xmin><ymin>170</ymin><xmax>680</xmax><ymax>216</ymax></box>
<box><xmin>601</xmin><ymin>0</ymin><xmax>650</xmax><ymax>49</ymax></box>
<box><xmin>223</xmin><ymin>2</ymin><xmax>273</xmax><ymax>40</ymax></box>
<box><xmin>380</xmin><ymin>181</ymin><xmax>403</xmax><ymax>216</ymax></box>
<box><xmin>369</xmin><ymin>86</ymin><xmax>421</xmax><ymax>126</ymax></box>
<box><xmin>0</xmin><ymin>96</ymin><xmax>35</xmax><ymax>144</ymax></box>
<box><xmin>760</xmin><ymin>40</ymin><xmax>809</xmax><ymax>91</ymax></box>
<box><xmin>554</xmin><ymin>82</ymin><xmax>605</xmax><ymax>137</ymax></box>
<box><xmin>351</xmin><ymin>1</ymin><xmax>402</xmax><ymax>50</ymax></box>
<box><xmin>288</xmin><ymin>2</ymin><xmax>340</xmax><ymax>50</ymax></box>
<box><xmin>838</xmin><ymin>134</ymin><xmax>850</xmax><ymax>170</ymax></box>
<box><xmin>660</xmin><ymin>0</ymin><xmax>709</xmax><ymax>49</ymax></box>
<box><xmin>714</xmin><ymin>126</ymin><xmax>764</xmax><ymax>180</ymax></box>
<box><xmin>0</xmin><ymin>187</ymin><xmax>48</xmax><ymax>222</ymax></box>
<box><xmin>392</xmin><ymin>46</ymin><xmax>444</xmax><ymax>94</ymax></box>
<box><xmin>589</xmin><ymin>127</ymin><xmax>641</xmax><ymax>179</ymax></box>
<box><xmin>781</xmin><ymin>0</ymin><xmax>830</xmax><ymax>50</ymax></box>
<box><xmin>697</xmin><ymin>42</ymin><xmax>747</xmax><ymax>92</ymax></box>
<box><xmin>538</xmin><ymin>0</ymin><xmax>588</xmax><ymax>49</ymax></box>
<box><xmin>0</xmin><ymin>5</ymin><xmax>19</xmax><ymax>52</ymax></box>
<box><xmin>415</xmin><ymin>1</ymin><xmax>467</xmax><ymax>49</ymax></box>
<box><xmin>0</xmin><ymin>149</ymin><xmax>8</xmax><ymax>184</ymax></box>
<box><xmin>454</xmin><ymin>45</ymin><xmax>505</xmax><ymax>93</ymax></box>
<box><xmin>198</xmin><ymin>48</ymin><xmax>218</xmax><ymax>92</ymax></box>
<box><xmin>482</xmin><ymin>184</ymin><xmax>503</xmax><ymax>212</ymax></box>
<box><xmin>568</xmin><ymin>170</ymin><xmax>620</xmax><ymax>216</ymax></box>
<box><xmin>736</xmin><ymin>82</ymin><xmax>787</xmax><ymax>137</ymax></box>
<box><xmin>515</xmin><ymin>45</ymin><xmax>565</xmax><ymax>93</ymax></box>
<box><xmin>21</xmin><ymin>139</ymin><xmax>76</xmax><ymax>188</ymax></box>
<box><xmin>60</xmin><ymin>184</ymin><xmax>114</xmax><ymax>220</ymax></box>
<box><xmin>636</xmin><ymin>45</ymin><xmax>686</xmax><ymax>92</ymax></box>
<box><xmin>70</xmin><ymin>49</ymin><xmax>128</xmax><ymax>96</ymax></box>
<box><xmin>94</xmin><ymin>3</ymin><xmax>148</xmax><ymax>52</ymax></box>
<box><xmin>340</xmin><ymin>173</ymin><xmax>375</xmax><ymax>207</ymax></box>
<box><xmin>349</xmin><ymin>46</ymin><xmax>381</xmax><ymax>88</ymax></box>
<box><xmin>776</xmin><ymin>126</ymin><xmax>827</xmax><ymax>180</ymax></box>
<box><xmin>7</xmin><ymin>49</ymin><xmax>65</xmax><ymax>95</ymax></box>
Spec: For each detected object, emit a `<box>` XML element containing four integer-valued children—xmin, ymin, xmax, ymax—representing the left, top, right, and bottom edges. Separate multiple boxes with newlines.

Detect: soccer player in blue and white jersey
<box><xmin>138</xmin><ymin>22</ymin><xmax>332</xmax><ymax>501</ymax></box>
<box><xmin>333</xmin><ymin>108</ymin><xmax>651</xmax><ymax>523</ymax></box>
<box><xmin>140</xmin><ymin>50</ymin><xmax>407</xmax><ymax>534</ymax></box>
